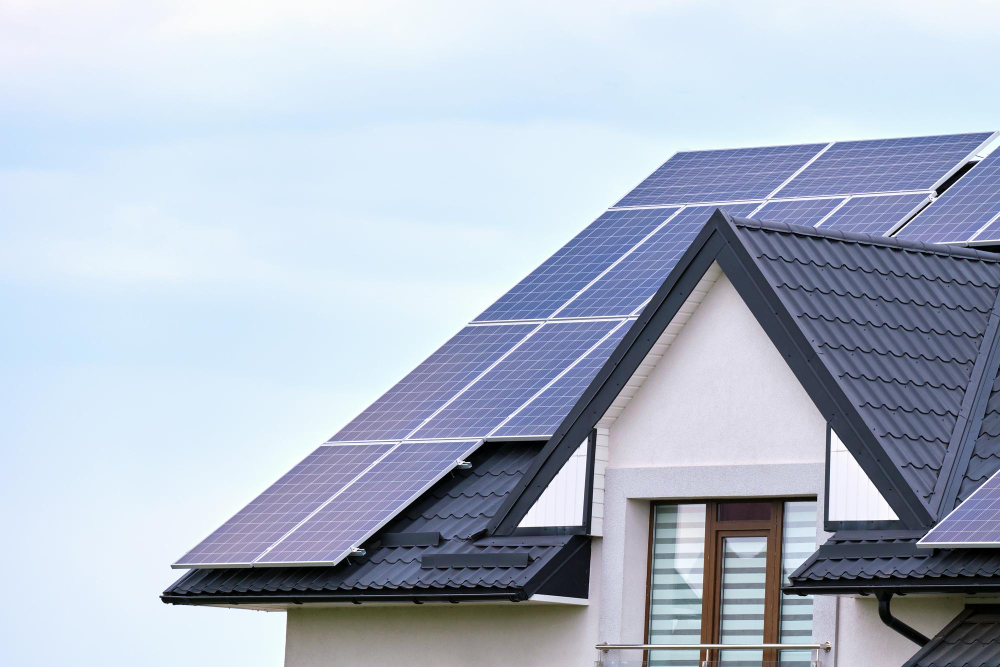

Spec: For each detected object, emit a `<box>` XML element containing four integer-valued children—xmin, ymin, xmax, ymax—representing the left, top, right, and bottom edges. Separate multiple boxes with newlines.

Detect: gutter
<box><xmin>161</xmin><ymin>589</ymin><xmax>527</xmax><ymax>606</ymax></box>
<box><xmin>875</xmin><ymin>592</ymin><xmax>929</xmax><ymax>647</ymax></box>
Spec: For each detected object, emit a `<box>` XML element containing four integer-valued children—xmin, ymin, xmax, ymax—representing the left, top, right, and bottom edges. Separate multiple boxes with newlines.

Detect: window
<box><xmin>646</xmin><ymin>500</ymin><xmax>818</xmax><ymax>667</ymax></box>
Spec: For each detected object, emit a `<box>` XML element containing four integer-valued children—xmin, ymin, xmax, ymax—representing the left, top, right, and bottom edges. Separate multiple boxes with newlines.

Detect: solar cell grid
<box><xmin>173</xmin><ymin>443</ymin><xmax>393</xmax><ymax>567</ymax></box>
<box><xmin>492</xmin><ymin>322</ymin><xmax>630</xmax><ymax>437</ymax></box>
<box><xmin>753</xmin><ymin>198</ymin><xmax>846</xmax><ymax>226</ymax></box>
<box><xmin>328</xmin><ymin>323</ymin><xmax>535</xmax><ymax>442</ymax></box>
<box><xmin>412</xmin><ymin>320</ymin><xmax>621</xmax><ymax>439</ymax></box>
<box><xmin>614</xmin><ymin>143</ymin><xmax>825</xmax><ymax>208</ymax></box>
<box><xmin>474</xmin><ymin>208</ymin><xmax>680</xmax><ymax>322</ymax></box>
<box><xmin>820</xmin><ymin>193</ymin><xmax>930</xmax><ymax>236</ymax></box>
<box><xmin>557</xmin><ymin>203</ymin><xmax>760</xmax><ymax>318</ymax></box>
<box><xmin>920</xmin><ymin>467</ymin><xmax>1000</xmax><ymax>547</ymax></box>
<box><xmin>895</xmin><ymin>150</ymin><xmax>1000</xmax><ymax>244</ymax></box>
<box><xmin>776</xmin><ymin>132</ymin><xmax>994</xmax><ymax>198</ymax></box>
<box><xmin>256</xmin><ymin>440</ymin><xmax>480</xmax><ymax>565</ymax></box>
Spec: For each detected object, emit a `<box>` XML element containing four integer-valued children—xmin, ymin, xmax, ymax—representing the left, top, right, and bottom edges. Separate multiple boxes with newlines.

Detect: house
<box><xmin>163</xmin><ymin>133</ymin><xmax>1000</xmax><ymax>666</ymax></box>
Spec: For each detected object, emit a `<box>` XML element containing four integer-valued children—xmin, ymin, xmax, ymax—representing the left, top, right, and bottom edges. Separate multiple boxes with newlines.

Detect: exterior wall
<box><xmin>597</xmin><ymin>272</ymin><xmax>945</xmax><ymax>667</ymax></box>
<box><xmin>828</xmin><ymin>429</ymin><xmax>898</xmax><ymax>521</ymax></box>
<box><xmin>284</xmin><ymin>541</ymin><xmax>603</xmax><ymax>667</ymax></box>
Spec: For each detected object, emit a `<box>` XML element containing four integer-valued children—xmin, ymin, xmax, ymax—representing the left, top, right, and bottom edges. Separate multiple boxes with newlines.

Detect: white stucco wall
<box><xmin>284</xmin><ymin>541</ymin><xmax>603</xmax><ymax>667</ymax></box>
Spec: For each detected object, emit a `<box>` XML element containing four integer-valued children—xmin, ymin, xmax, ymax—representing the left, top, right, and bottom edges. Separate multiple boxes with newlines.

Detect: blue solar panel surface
<box><xmin>493</xmin><ymin>323</ymin><xmax>629</xmax><ymax>437</ymax></box>
<box><xmin>614</xmin><ymin>143</ymin><xmax>825</xmax><ymax>208</ymax></box>
<box><xmin>753</xmin><ymin>198</ymin><xmax>845</xmax><ymax>226</ymax></box>
<box><xmin>412</xmin><ymin>321</ymin><xmax>621</xmax><ymax>439</ymax></box>
<box><xmin>257</xmin><ymin>440</ymin><xmax>480</xmax><ymax>565</ymax></box>
<box><xmin>475</xmin><ymin>208</ymin><xmax>680</xmax><ymax>322</ymax></box>
<box><xmin>820</xmin><ymin>193</ymin><xmax>930</xmax><ymax>236</ymax></box>
<box><xmin>920</xmin><ymin>467</ymin><xmax>1000</xmax><ymax>547</ymax></box>
<box><xmin>895</xmin><ymin>150</ymin><xmax>1000</xmax><ymax>244</ymax></box>
<box><xmin>329</xmin><ymin>324</ymin><xmax>535</xmax><ymax>442</ymax></box>
<box><xmin>776</xmin><ymin>132</ymin><xmax>993</xmax><ymax>198</ymax></box>
<box><xmin>174</xmin><ymin>443</ymin><xmax>393</xmax><ymax>567</ymax></box>
<box><xmin>557</xmin><ymin>203</ymin><xmax>760</xmax><ymax>318</ymax></box>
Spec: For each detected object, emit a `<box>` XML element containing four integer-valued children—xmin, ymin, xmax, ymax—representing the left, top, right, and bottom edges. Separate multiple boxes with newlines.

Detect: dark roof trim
<box><xmin>814</xmin><ymin>542</ymin><xmax>931</xmax><ymax>559</ymax></box>
<box><xmin>486</xmin><ymin>220</ymin><xmax>729</xmax><ymax>535</ymax></box>
<box><xmin>161</xmin><ymin>588</ymin><xmax>528</xmax><ymax>606</ymax></box>
<box><xmin>933</xmin><ymin>298</ymin><xmax>1000</xmax><ymax>517</ymax></box>
<box><xmin>378</xmin><ymin>532</ymin><xmax>441</xmax><ymax>547</ymax></box>
<box><xmin>783</xmin><ymin>578</ymin><xmax>1000</xmax><ymax>596</ymax></box>
<box><xmin>490</xmin><ymin>211</ymin><xmax>936</xmax><ymax>534</ymax></box>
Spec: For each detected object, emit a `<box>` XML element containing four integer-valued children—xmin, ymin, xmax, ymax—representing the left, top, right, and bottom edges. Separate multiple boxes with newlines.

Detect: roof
<box><xmin>490</xmin><ymin>213</ymin><xmax>1000</xmax><ymax>534</ymax></box>
<box><xmin>904</xmin><ymin>605</ymin><xmax>1000</xmax><ymax>667</ymax></box>
<box><xmin>162</xmin><ymin>442</ymin><xmax>589</xmax><ymax>606</ymax></box>
<box><xmin>786</xmin><ymin>531</ymin><xmax>1000</xmax><ymax>594</ymax></box>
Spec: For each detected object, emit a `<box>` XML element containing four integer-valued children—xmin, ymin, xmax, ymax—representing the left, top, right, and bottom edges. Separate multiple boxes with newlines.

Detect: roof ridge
<box><xmin>732</xmin><ymin>216</ymin><xmax>1000</xmax><ymax>265</ymax></box>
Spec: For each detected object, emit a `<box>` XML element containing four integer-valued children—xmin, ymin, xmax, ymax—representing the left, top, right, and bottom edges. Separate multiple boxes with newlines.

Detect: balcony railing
<box><xmin>594</xmin><ymin>642</ymin><xmax>832</xmax><ymax>667</ymax></box>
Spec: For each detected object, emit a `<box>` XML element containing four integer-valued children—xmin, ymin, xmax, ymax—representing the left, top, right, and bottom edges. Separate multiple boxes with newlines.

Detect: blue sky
<box><xmin>3</xmin><ymin>2</ymin><xmax>1000</xmax><ymax>664</ymax></box>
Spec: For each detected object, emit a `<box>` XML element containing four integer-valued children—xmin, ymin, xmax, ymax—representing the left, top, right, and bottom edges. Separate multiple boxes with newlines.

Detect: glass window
<box><xmin>646</xmin><ymin>500</ymin><xmax>817</xmax><ymax>666</ymax></box>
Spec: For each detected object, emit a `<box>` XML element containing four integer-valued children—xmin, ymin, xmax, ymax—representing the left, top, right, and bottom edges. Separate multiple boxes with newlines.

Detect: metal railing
<box><xmin>594</xmin><ymin>642</ymin><xmax>832</xmax><ymax>667</ymax></box>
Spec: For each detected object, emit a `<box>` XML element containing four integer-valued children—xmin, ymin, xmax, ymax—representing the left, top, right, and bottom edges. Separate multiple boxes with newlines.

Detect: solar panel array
<box><xmin>919</xmin><ymin>467</ymin><xmax>1000</xmax><ymax>548</ymax></box>
<box><xmin>178</xmin><ymin>131</ymin><xmax>1000</xmax><ymax>569</ymax></box>
<box><xmin>174</xmin><ymin>440</ymin><xmax>480</xmax><ymax>568</ymax></box>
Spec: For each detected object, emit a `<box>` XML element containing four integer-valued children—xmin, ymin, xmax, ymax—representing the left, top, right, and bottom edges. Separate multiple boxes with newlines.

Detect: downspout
<box><xmin>874</xmin><ymin>592</ymin><xmax>929</xmax><ymax>647</ymax></box>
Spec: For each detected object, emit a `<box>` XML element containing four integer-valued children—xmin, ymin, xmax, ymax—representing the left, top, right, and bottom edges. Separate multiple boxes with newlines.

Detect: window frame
<box><xmin>644</xmin><ymin>498</ymin><xmax>810</xmax><ymax>665</ymax></box>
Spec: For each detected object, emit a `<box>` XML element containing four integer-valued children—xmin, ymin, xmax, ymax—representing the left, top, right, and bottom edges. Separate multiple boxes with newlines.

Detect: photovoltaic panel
<box><xmin>256</xmin><ymin>440</ymin><xmax>481</xmax><ymax>566</ymax></box>
<box><xmin>919</xmin><ymin>467</ymin><xmax>1000</xmax><ymax>548</ymax></box>
<box><xmin>474</xmin><ymin>208</ymin><xmax>680</xmax><ymax>322</ymax></box>
<box><xmin>776</xmin><ymin>132</ymin><xmax>995</xmax><ymax>198</ymax></box>
<box><xmin>411</xmin><ymin>320</ymin><xmax>621</xmax><ymax>439</ymax></box>
<box><xmin>895</xmin><ymin>150</ymin><xmax>1000</xmax><ymax>244</ymax></box>
<box><xmin>614</xmin><ymin>143</ymin><xmax>825</xmax><ymax>208</ymax></box>
<box><xmin>328</xmin><ymin>324</ymin><xmax>535</xmax><ymax>442</ymax></box>
<box><xmin>753</xmin><ymin>198</ymin><xmax>846</xmax><ymax>226</ymax></box>
<box><xmin>557</xmin><ymin>203</ymin><xmax>761</xmax><ymax>318</ymax></box>
<box><xmin>819</xmin><ymin>193</ymin><xmax>931</xmax><ymax>236</ymax></box>
<box><xmin>492</xmin><ymin>321</ymin><xmax>630</xmax><ymax>437</ymax></box>
<box><xmin>173</xmin><ymin>443</ymin><xmax>393</xmax><ymax>568</ymax></box>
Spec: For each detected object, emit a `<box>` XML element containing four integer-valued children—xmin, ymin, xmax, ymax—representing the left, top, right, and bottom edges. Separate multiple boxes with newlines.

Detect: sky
<box><xmin>2</xmin><ymin>1</ymin><xmax>1000</xmax><ymax>665</ymax></box>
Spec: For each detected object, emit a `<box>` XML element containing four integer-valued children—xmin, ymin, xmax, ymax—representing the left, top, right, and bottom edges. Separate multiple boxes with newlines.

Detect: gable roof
<box><xmin>490</xmin><ymin>212</ymin><xmax>1000</xmax><ymax>534</ymax></box>
<box><xmin>904</xmin><ymin>605</ymin><xmax>1000</xmax><ymax>667</ymax></box>
<box><xmin>162</xmin><ymin>442</ymin><xmax>588</xmax><ymax>607</ymax></box>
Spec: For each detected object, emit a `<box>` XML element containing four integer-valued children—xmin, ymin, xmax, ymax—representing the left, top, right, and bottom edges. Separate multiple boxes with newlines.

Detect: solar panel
<box><xmin>919</xmin><ymin>466</ymin><xmax>1000</xmax><ymax>548</ymax></box>
<box><xmin>173</xmin><ymin>443</ymin><xmax>394</xmax><ymax>568</ymax></box>
<box><xmin>614</xmin><ymin>143</ymin><xmax>825</xmax><ymax>208</ymax></box>
<box><xmin>819</xmin><ymin>193</ymin><xmax>931</xmax><ymax>236</ymax></box>
<box><xmin>329</xmin><ymin>324</ymin><xmax>535</xmax><ymax>442</ymax></box>
<box><xmin>492</xmin><ymin>322</ymin><xmax>630</xmax><ymax>437</ymax></box>
<box><xmin>753</xmin><ymin>198</ymin><xmax>845</xmax><ymax>226</ymax></box>
<box><xmin>474</xmin><ymin>208</ymin><xmax>680</xmax><ymax>322</ymax></box>
<box><xmin>895</xmin><ymin>150</ymin><xmax>1000</xmax><ymax>244</ymax></box>
<box><xmin>411</xmin><ymin>320</ymin><xmax>622</xmax><ymax>439</ymax></box>
<box><xmin>776</xmin><ymin>132</ymin><xmax>994</xmax><ymax>198</ymax></box>
<box><xmin>256</xmin><ymin>440</ymin><xmax>481</xmax><ymax>566</ymax></box>
<box><xmin>557</xmin><ymin>203</ymin><xmax>761</xmax><ymax>318</ymax></box>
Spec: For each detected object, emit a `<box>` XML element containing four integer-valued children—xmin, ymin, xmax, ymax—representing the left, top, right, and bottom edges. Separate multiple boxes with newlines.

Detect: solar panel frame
<box><xmin>919</xmin><ymin>466</ymin><xmax>1000</xmax><ymax>548</ymax></box>
<box><xmin>894</xmin><ymin>148</ymin><xmax>1000</xmax><ymax>245</ymax></box>
<box><xmin>491</xmin><ymin>321</ymin><xmax>630</xmax><ymax>438</ymax></box>
<box><xmin>613</xmin><ymin>142</ymin><xmax>828</xmax><ymax>208</ymax></box>
<box><xmin>752</xmin><ymin>197</ymin><xmax>847</xmax><ymax>227</ymax></box>
<box><xmin>411</xmin><ymin>320</ymin><xmax>623</xmax><ymax>439</ymax></box>
<box><xmin>172</xmin><ymin>442</ymin><xmax>395</xmax><ymax>568</ymax></box>
<box><xmin>254</xmin><ymin>439</ymin><xmax>482</xmax><ymax>566</ymax></box>
<box><xmin>328</xmin><ymin>323</ymin><xmax>536</xmax><ymax>442</ymax></box>
<box><xmin>818</xmin><ymin>192</ymin><xmax>932</xmax><ymax>236</ymax></box>
<box><xmin>775</xmin><ymin>132</ymin><xmax>997</xmax><ymax>199</ymax></box>
<box><xmin>556</xmin><ymin>203</ymin><xmax>761</xmax><ymax>318</ymax></box>
<box><xmin>473</xmin><ymin>208</ymin><xmax>682</xmax><ymax>322</ymax></box>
